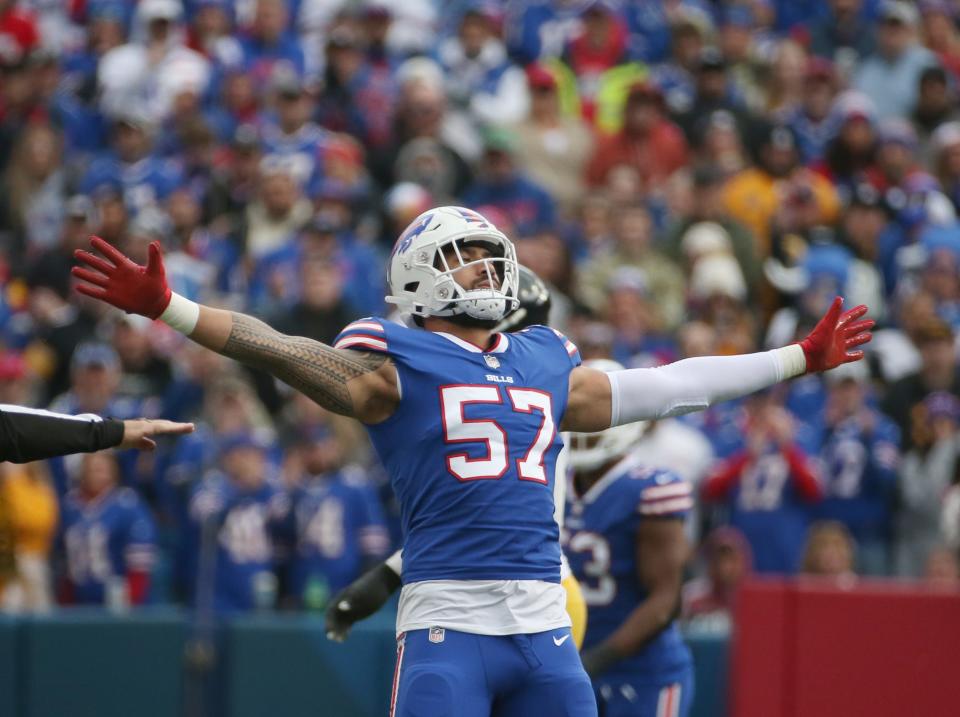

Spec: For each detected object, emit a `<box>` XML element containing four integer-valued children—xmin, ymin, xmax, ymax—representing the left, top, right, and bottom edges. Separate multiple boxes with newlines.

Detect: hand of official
<box><xmin>325</xmin><ymin>562</ymin><xmax>402</xmax><ymax>642</ymax></box>
<box><xmin>72</xmin><ymin>237</ymin><xmax>172</xmax><ymax>319</ymax></box>
<box><xmin>798</xmin><ymin>297</ymin><xmax>874</xmax><ymax>374</ymax></box>
<box><xmin>119</xmin><ymin>419</ymin><xmax>195</xmax><ymax>450</ymax></box>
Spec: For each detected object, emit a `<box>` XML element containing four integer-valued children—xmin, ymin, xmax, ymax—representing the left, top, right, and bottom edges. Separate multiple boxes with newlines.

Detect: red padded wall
<box><xmin>732</xmin><ymin>579</ymin><xmax>960</xmax><ymax>717</ymax></box>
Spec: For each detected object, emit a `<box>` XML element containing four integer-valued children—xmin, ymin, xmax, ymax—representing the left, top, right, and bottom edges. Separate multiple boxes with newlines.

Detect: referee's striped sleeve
<box><xmin>0</xmin><ymin>404</ymin><xmax>125</xmax><ymax>463</ymax></box>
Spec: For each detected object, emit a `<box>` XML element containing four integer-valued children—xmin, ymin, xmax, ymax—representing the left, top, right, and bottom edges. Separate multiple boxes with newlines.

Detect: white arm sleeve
<box><xmin>608</xmin><ymin>345</ymin><xmax>806</xmax><ymax>426</ymax></box>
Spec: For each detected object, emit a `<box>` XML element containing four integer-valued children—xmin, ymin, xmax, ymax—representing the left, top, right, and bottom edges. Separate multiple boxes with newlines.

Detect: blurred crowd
<box><xmin>2</xmin><ymin>0</ymin><xmax>960</xmax><ymax>626</ymax></box>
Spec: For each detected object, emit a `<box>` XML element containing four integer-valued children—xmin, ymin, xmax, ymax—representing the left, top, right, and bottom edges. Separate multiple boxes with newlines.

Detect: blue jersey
<box><xmin>285</xmin><ymin>468</ymin><xmax>390</xmax><ymax>598</ymax></box>
<box><xmin>61</xmin><ymin>487</ymin><xmax>156</xmax><ymax>604</ymax></box>
<box><xmin>188</xmin><ymin>473</ymin><xmax>284</xmax><ymax>612</ymax></box>
<box><xmin>565</xmin><ymin>461</ymin><xmax>693</xmax><ymax>684</ymax></box>
<box><xmin>260</xmin><ymin>122</ymin><xmax>331</xmax><ymax>192</ymax></box>
<box><xmin>817</xmin><ymin>413</ymin><xmax>900</xmax><ymax>540</ymax></box>
<box><xmin>333</xmin><ymin>318</ymin><xmax>581</xmax><ymax>584</ymax></box>
<box><xmin>80</xmin><ymin>154</ymin><xmax>183</xmax><ymax>214</ymax></box>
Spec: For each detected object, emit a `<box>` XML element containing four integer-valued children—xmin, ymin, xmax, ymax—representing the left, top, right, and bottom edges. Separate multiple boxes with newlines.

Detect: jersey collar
<box><xmin>578</xmin><ymin>453</ymin><xmax>639</xmax><ymax>505</ymax></box>
<box><xmin>435</xmin><ymin>332</ymin><xmax>510</xmax><ymax>354</ymax></box>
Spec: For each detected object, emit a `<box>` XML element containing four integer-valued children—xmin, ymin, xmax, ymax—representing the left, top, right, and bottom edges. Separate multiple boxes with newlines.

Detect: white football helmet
<box><xmin>385</xmin><ymin>206</ymin><xmax>520</xmax><ymax>321</ymax></box>
<box><xmin>565</xmin><ymin>359</ymin><xmax>648</xmax><ymax>472</ymax></box>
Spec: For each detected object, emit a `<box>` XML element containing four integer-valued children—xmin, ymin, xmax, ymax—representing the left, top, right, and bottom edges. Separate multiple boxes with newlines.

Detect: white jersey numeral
<box><xmin>508</xmin><ymin>388</ymin><xmax>555</xmax><ymax>484</ymax></box>
<box><xmin>568</xmin><ymin>531</ymin><xmax>617</xmax><ymax>606</ymax></box>
<box><xmin>441</xmin><ymin>385</ymin><xmax>509</xmax><ymax>481</ymax></box>
<box><xmin>439</xmin><ymin>385</ymin><xmax>555</xmax><ymax>484</ymax></box>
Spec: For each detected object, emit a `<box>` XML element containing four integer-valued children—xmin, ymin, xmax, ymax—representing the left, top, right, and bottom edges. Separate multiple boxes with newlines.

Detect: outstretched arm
<box><xmin>563</xmin><ymin>297</ymin><xmax>873</xmax><ymax>432</ymax></box>
<box><xmin>73</xmin><ymin>238</ymin><xmax>398</xmax><ymax>423</ymax></box>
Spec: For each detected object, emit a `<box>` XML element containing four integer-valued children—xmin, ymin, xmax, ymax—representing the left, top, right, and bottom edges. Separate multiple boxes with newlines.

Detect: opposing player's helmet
<box><xmin>495</xmin><ymin>265</ymin><xmax>551</xmax><ymax>332</ymax></box>
<box><xmin>385</xmin><ymin>206</ymin><xmax>520</xmax><ymax>321</ymax></box>
<box><xmin>565</xmin><ymin>359</ymin><xmax>647</xmax><ymax>472</ymax></box>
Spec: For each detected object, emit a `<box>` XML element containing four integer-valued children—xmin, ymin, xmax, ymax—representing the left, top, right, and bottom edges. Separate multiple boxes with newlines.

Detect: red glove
<box><xmin>72</xmin><ymin>237</ymin><xmax>172</xmax><ymax>319</ymax></box>
<box><xmin>798</xmin><ymin>296</ymin><xmax>874</xmax><ymax>374</ymax></box>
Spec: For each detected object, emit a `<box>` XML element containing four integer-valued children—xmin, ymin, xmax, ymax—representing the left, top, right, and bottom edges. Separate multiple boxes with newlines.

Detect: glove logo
<box><xmin>429</xmin><ymin>626</ymin><xmax>445</xmax><ymax>644</ymax></box>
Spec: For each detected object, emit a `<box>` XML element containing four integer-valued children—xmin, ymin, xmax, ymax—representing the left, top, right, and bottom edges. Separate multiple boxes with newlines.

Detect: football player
<box><xmin>73</xmin><ymin>206</ymin><xmax>872</xmax><ymax>717</ymax></box>
<box><xmin>323</xmin><ymin>265</ymin><xmax>589</xmax><ymax>649</ymax></box>
<box><xmin>565</xmin><ymin>359</ymin><xmax>694</xmax><ymax>717</ymax></box>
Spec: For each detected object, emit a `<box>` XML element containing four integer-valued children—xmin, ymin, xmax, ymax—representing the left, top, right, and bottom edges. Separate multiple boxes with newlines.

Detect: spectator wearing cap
<box><xmin>648</xmin><ymin>5</ymin><xmax>713</xmax><ymax>116</ymax></box>
<box><xmin>509</xmin><ymin>63</ymin><xmax>593</xmax><ymax>216</ymax></box>
<box><xmin>808</xmin><ymin>0</ymin><xmax>877</xmax><ymax>77</ymax></box>
<box><xmin>80</xmin><ymin>109</ymin><xmax>184</xmax><ymax>216</ymax></box>
<box><xmin>97</xmin><ymin>0</ymin><xmax>211</xmax><ymax>125</ymax></box>
<box><xmin>662</xmin><ymin>169</ymin><xmax>762</xmax><ymax>295</ymax></box>
<box><xmin>274</xmin><ymin>425</ymin><xmax>390</xmax><ymax>608</ymax></box>
<box><xmin>47</xmin><ymin>342</ymin><xmax>149</xmax><ymax>496</ymax></box>
<box><xmin>561</xmin><ymin>0</ymin><xmax>629</xmax><ymax>124</ymax></box>
<box><xmin>682</xmin><ymin>526</ymin><xmax>753</xmax><ymax>635</ymax></box>
<box><xmin>882</xmin><ymin>316</ymin><xmax>960</xmax><ymax>450</ymax></box>
<box><xmin>716</xmin><ymin>4</ymin><xmax>767</xmax><ymax>114</ymax></box>
<box><xmin>371</xmin><ymin>65</ymin><xmax>475</xmax><ymax>194</ymax></box>
<box><xmin>701</xmin><ymin>388</ymin><xmax>824</xmax><ymax>574</ymax></box>
<box><xmin>816</xmin><ymin>361</ymin><xmax>901</xmax><ymax>574</ymax></box>
<box><xmin>358</xmin><ymin>2</ymin><xmax>401</xmax><ymax>75</ymax></box>
<box><xmin>438</xmin><ymin>4</ymin><xmax>529</xmax><ymax>127</ymax></box>
<box><xmin>688</xmin><ymin>252</ymin><xmax>757</xmax><ymax>357</ymax></box>
<box><xmin>782</xmin><ymin>58</ymin><xmax>840</xmax><ymax>165</ymax></box>
<box><xmin>585</xmin><ymin>80</ymin><xmax>688</xmax><ymax>190</ymax></box>
<box><xmin>920</xmin><ymin>0</ymin><xmax>960</xmax><ymax>82</ymax></box>
<box><xmin>577</xmin><ymin>202</ymin><xmax>686</xmax><ymax>331</ymax></box>
<box><xmin>203</xmin><ymin>67</ymin><xmax>262</xmax><ymax>147</ymax></box>
<box><xmin>599</xmin><ymin>265</ymin><xmax>677</xmax><ymax>368</ymax></box>
<box><xmin>186</xmin><ymin>431</ymin><xmax>286</xmax><ymax>612</ymax></box>
<box><xmin>836</xmin><ymin>182</ymin><xmax>892</xmax><ymax>318</ymax></box>
<box><xmin>912</xmin><ymin>66</ymin><xmax>960</xmax><ymax>164</ymax></box>
<box><xmin>895</xmin><ymin>390</ymin><xmax>960</xmax><ymax>576</ymax></box>
<box><xmin>868</xmin><ymin>118</ymin><xmax>928</xmax><ymax>197</ymax></box>
<box><xmin>58</xmin><ymin>3</ymin><xmax>126</xmax><ymax>107</ymax></box>
<box><xmin>239</xmin><ymin>0</ymin><xmax>306</xmax><ymax>91</ymax></box>
<box><xmin>260</xmin><ymin>64</ymin><xmax>330</xmax><ymax>191</ymax></box>
<box><xmin>853</xmin><ymin>0</ymin><xmax>939</xmax><ymax>120</ymax></box>
<box><xmin>814</xmin><ymin>91</ymin><xmax>879</xmax><ymax>196</ymax></box>
<box><xmin>268</xmin><ymin>258</ymin><xmax>358</xmax><ymax>347</ymax></box>
<box><xmin>461</xmin><ymin>125</ymin><xmax>556</xmax><ymax>238</ymax></box>
<box><xmin>315</xmin><ymin>26</ymin><xmax>396</xmax><ymax>149</ymax></box>
<box><xmin>185</xmin><ymin>0</ymin><xmax>243</xmax><ymax>69</ymax></box>
<box><xmin>0</xmin><ymin>121</ymin><xmax>67</xmax><ymax>262</ymax></box>
<box><xmin>674</xmin><ymin>46</ymin><xmax>753</xmax><ymax>148</ymax></box>
<box><xmin>722</xmin><ymin>122</ymin><xmax>840</xmax><ymax>259</ymax></box>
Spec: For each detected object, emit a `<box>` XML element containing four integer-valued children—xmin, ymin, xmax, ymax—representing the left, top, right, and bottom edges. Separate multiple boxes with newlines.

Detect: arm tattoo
<box><xmin>222</xmin><ymin>313</ymin><xmax>388</xmax><ymax>416</ymax></box>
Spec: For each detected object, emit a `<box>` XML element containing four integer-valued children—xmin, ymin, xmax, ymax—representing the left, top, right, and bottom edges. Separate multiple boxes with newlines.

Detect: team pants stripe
<box><xmin>389</xmin><ymin>634</ymin><xmax>406</xmax><ymax>717</ymax></box>
<box><xmin>656</xmin><ymin>684</ymin><xmax>681</xmax><ymax>717</ymax></box>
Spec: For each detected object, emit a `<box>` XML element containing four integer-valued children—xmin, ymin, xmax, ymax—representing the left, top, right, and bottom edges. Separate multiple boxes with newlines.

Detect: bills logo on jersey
<box><xmin>483</xmin><ymin>354</ymin><xmax>501</xmax><ymax>369</ymax></box>
<box><xmin>428</xmin><ymin>626</ymin><xmax>445</xmax><ymax>643</ymax></box>
<box><xmin>393</xmin><ymin>213</ymin><xmax>433</xmax><ymax>256</ymax></box>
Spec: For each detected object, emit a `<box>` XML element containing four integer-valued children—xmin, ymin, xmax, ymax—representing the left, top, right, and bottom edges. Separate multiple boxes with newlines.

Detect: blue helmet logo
<box><xmin>393</xmin><ymin>213</ymin><xmax>433</xmax><ymax>256</ymax></box>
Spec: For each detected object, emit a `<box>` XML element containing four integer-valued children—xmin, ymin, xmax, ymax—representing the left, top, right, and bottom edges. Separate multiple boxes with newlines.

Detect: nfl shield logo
<box><xmin>429</xmin><ymin>627</ymin><xmax>445</xmax><ymax>644</ymax></box>
<box><xmin>483</xmin><ymin>355</ymin><xmax>500</xmax><ymax>369</ymax></box>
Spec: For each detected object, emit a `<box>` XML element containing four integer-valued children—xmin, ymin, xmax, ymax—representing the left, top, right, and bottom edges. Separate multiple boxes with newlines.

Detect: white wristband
<box><xmin>773</xmin><ymin>344</ymin><xmax>807</xmax><ymax>379</ymax></box>
<box><xmin>159</xmin><ymin>292</ymin><xmax>200</xmax><ymax>335</ymax></box>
